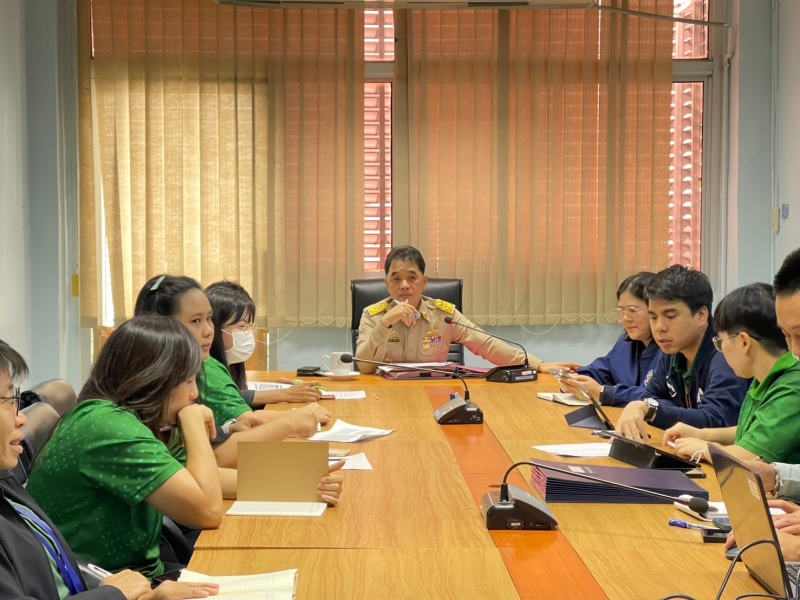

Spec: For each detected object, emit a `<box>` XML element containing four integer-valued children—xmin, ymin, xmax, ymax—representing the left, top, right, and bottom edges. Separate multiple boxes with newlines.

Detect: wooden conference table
<box><xmin>191</xmin><ymin>373</ymin><xmax>766</xmax><ymax>599</ymax></box>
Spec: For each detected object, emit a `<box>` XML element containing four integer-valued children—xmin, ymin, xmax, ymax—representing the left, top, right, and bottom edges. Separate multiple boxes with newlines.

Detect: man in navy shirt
<box><xmin>615</xmin><ymin>265</ymin><xmax>750</xmax><ymax>441</ymax></box>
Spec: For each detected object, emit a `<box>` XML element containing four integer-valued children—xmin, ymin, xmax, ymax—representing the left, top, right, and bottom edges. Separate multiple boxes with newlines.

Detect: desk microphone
<box><xmin>482</xmin><ymin>459</ymin><xmax>711</xmax><ymax>531</ymax></box>
<box><xmin>443</xmin><ymin>317</ymin><xmax>537</xmax><ymax>384</ymax></box>
<box><xmin>340</xmin><ymin>353</ymin><xmax>483</xmax><ymax>425</ymax></box>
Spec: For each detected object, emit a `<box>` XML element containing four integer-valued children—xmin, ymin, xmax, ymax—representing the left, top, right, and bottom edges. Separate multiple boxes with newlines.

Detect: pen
<box><xmin>392</xmin><ymin>299</ymin><xmax>420</xmax><ymax>319</ymax></box>
<box><xmin>668</xmin><ymin>519</ymin><xmax>708</xmax><ymax>531</ymax></box>
<box><xmin>87</xmin><ymin>564</ymin><xmax>113</xmax><ymax>579</ymax></box>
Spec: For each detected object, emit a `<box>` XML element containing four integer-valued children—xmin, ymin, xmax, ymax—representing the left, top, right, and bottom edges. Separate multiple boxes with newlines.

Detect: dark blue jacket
<box><xmin>643</xmin><ymin>325</ymin><xmax>750</xmax><ymax>430</ymax></box>
<box><xmin>577</xmin><ymin>333</ymin><xmax>663</xmax><ymax>407</ymax></box>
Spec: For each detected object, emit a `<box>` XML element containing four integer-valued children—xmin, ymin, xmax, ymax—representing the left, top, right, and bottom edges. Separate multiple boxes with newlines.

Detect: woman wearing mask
<box><xmin>204</xmin><ymin>280</ymin><xmax>325</xmax><ymax>409</ymax></box>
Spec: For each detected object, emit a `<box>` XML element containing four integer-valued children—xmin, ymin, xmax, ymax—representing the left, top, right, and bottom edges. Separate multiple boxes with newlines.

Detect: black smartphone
<box><xmin>701</xmin><ymin>529</ymin><xmax>729</xmax><ymax>544</ymax></box>
<box><xmin>712</xmin><ymin>517</ymin><xmax>732</xmax><ymax>532</ymax></box>
<box><xmin>152</xmin><ymin>569</ymin><xmax>183</xmax><ymax>585</ymax></box>
<box><xmin>296</xmin><ymin>366</ymin><xmax>323</xmax><ymax>377</ymax></box>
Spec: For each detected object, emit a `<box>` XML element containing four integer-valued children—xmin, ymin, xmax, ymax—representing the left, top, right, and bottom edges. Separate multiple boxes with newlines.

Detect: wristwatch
<box><xmin>643</xmin><ymin>398</ymin><xmax>659</xmax><ymax>424</ymax></box>
<box><xmin>222</xmin><ymin>418</ymin><xmax>238</xmax><ymax>434</ymax></box>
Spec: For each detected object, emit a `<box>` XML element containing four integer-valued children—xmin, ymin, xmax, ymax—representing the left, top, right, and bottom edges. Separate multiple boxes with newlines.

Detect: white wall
<box><xmin>775</xmin><ymin>0</ymin><xmax>800</xmax><ymax>267</ymax></box>
<box><xmin>726</xmin><ymin>0</ymin><xmax>776</xmax><ymax>289</ymax></box>
<box><xmin>0</xmin><ymin>0</ymin><xmax>32</xmax><ymax>381</ymax></box>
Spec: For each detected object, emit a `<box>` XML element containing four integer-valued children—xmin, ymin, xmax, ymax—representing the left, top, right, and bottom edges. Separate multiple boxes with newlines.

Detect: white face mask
<box><xmin>224</xmin><ymin>331</ymin><xmax>255</xmax><ymax>364</ymax></box>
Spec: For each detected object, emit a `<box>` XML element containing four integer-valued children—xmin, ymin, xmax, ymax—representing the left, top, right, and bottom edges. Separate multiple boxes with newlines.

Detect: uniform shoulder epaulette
<box><xmin>434</xmin><ymin>299</ymin><xmax>455</xmax><ymax>315</ymax></box>
<box><xmin>367</xmin><ymin>301</ymin><xmax>389</xmax><ymax>316</ymax></box>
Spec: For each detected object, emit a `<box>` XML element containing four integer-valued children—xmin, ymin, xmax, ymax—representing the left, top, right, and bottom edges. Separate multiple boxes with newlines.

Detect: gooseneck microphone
<box><xmin>444</xmin><ymin>316</ymin><xmax>530</xmax><ymax>369</ymax></box>
<box><xmin>443</xmin><ymin>317</ymin><xmax>536</xmax><ymax>383</ymax></box>
<box><xmin>482</xmin><ymin>459</ymin><xmax>711</xmax><ymax>531</ymax></box>
<box><xmin>500</xmin><ymin>460</ymin><xmax>710</xmax><ymax>514</ymax></box>
<box><xmin>341</xmin><ymin>353</ymin><xmax>483</xmax><ymax>425</ymax></box>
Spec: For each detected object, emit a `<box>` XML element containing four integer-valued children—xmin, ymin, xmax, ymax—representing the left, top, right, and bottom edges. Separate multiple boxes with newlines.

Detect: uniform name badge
<box><xmin>389</xmin><ymin>331</ymin><xmax>400</xmax><ymax>343</ymax></box>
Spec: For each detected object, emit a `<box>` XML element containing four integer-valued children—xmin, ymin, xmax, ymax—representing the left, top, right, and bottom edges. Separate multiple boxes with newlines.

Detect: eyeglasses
<box><xmin>223</xmin><ymin>323</ymin><xmax>258</xmax><ymax>334</ymax></box>
<box><xmin>712</xmin><ymin>332</ymin><xmax>752</xmax><ymax>352</ymax></box>
<box><xmin>612</xmin><ymin>306</ymin><xmax>647</xmax><ymax>321</ymax></box>
<box><xmin>0</xmin><ymin>388</ymin><xmax>21</xmax><ymax>415</ymax></box>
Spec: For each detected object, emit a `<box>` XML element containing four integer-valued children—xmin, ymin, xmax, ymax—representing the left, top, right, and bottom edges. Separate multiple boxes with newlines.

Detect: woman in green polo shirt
<box><xmin>133</xmin><ymin>276</ymin><xmax>344</xmax><ymax>505</ymax></box>
<box><xmin>27</xmin><ymin>316</ymin><xmax>230</xmax><ymax>579</ymax></box>
<box><xmin>663</xmin><ymin>283</ymin><xmax>800</xmax><ymax>463</ymax></box>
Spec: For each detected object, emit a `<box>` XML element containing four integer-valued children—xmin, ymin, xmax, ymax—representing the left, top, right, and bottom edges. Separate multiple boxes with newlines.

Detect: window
<box><xmin>363</xmin><ymin>3</ymin><xmax>710</xmax><ymax>273</ymax></box>
<box><xmin>670</xmin><ymin>0</ymin><xmax>708</xmax><ymax>268</ymax></box>
<box><xmin>673</xmin><ymin>0</ymin><xmax>708</xmax><ymax>59</ymax></box>
<box><xmin>364</xmin><ymin>10</ymin><xmax>395</xmax><ymax>274</ymax></box>
<box><xmin>364</xmin><ymin>82</ymin><xmax>392</xmax><ymax>274</ymax></box>
<box><xmin>669</xmin><ymin>82</ymin><xmax>703</xmax><ymax>268</ymax></box>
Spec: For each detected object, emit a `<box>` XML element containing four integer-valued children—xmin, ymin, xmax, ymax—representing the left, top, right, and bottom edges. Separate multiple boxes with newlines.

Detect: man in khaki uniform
<box><xmin>355</xmin><ymin>246</ymin><xmax>580</xmax><ymax>375</ymax></box>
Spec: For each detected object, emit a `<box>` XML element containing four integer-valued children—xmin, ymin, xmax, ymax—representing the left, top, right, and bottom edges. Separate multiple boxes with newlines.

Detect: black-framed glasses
<box><xmin>0</xmin><ymin>387</ymin><xmax>21</xmax><ymax>415</ymax></box>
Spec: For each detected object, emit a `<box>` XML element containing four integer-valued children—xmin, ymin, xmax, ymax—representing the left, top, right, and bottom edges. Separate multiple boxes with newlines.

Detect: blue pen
<box><xmin>669</xmin><ymin>519</ymin><xmax>708</xmax><ymax>531</ymax></box>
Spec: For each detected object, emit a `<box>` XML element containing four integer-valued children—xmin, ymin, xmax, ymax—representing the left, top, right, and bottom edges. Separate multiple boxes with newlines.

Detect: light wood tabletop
<box><xmin>190</xmin><ymin>372</ymin><xmax>767</xmax><ymax>599</ymax></box>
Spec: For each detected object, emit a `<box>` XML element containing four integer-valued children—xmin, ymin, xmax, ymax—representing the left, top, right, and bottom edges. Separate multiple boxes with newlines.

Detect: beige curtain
<box><xmin>394</xmin><ymin>3</ymin><xmax>673</xmax><ymax>326</ymax></box>
<box><xmin>79</xmin><ymin>0</ymin><xmax>364</xmax><ymax>328</ymax></box>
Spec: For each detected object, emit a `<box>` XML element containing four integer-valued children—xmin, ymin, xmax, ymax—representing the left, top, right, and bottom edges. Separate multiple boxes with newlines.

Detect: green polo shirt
<box><xmin>197</xmin><ymin>356</ymin><xmax>253</xmax><ymax>424</ymax></box>
<box><xmin>735</xmin><ymin>352</ymin><xmax>800</xmax><ymax>463</ymax></box>
<box><xmin>26</xmin><ymin>400</ymin><xmax>184</xmax><ymax>579</ymax></box>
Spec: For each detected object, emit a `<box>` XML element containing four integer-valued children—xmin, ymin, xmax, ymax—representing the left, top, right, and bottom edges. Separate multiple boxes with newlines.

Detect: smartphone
<box><xmin>712</xmin><ymin>517</ymin><xmax>732</xmax><ymax>532</ymax></box>
<box><xmin>725</xmin><ymin>544</ymin><xmax>739</xmax><ymax>560</ymax></box>
<box><xmin>296</xmin><ymin>366</ymin><xmax>323</xmax><ymax>377</ymax></box>
<box><xmin>549</xmin><ymin>368</ymin><xmax>573</xmax><ymax>381</ymax></box>
<box><xmin>701</xmin><ymin>529</ymin><xmax>729</xmax><ymax>544</ymax></box>
<box><xmin>152</xmin><ymin>569</ymin><xmax>183</xmax><ymax>585</ymax></box>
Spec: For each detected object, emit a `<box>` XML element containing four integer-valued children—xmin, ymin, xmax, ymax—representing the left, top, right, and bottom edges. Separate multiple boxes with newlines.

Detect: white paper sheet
<box><xmin>532</xmin><ymin>443</ymin><xmax>612</xmax><ymax>458</ymax></box>
<box><xmin>310</xmin><ymin>419</ymin><xmax>393</xmax><ymax>443</ymax></box>
<box><xmin>328</xmin><ymin>452</ymin><xmax>373</xmax><ymax>470</ymax></box>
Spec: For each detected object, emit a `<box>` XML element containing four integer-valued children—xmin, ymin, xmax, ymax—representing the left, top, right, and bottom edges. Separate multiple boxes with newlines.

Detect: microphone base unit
<box><xmin>485</xmin><ymin>365</ymin><xmax>538</xmax><ymax>384</ymax></box>
<box><xmin>435</xmin><ymin>393</ymin><xmax>484</xmax><ymax>425</ymax></box>
<box><xmin>481</xmin><ymin>486</ymin><xmax>558</xmax><ymax>530</ymax></box>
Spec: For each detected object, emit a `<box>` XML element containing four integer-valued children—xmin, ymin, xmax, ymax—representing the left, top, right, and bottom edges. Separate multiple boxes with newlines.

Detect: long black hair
<box><xmin>205</xmin><ymin>281</ymin><xmax>256</xmax><ymax>390</ymax></box>
<box><xmin>134</xmin><ymin>275</ymin><xmax>204</xmax><ymax>317</ymax></box>
<box><xmin>78</xmin><ymin>315</ymin><xmax>203</xmax><ymax>436</ymax></box>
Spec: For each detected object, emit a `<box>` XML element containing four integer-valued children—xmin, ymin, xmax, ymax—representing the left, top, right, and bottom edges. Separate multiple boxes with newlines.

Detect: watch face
<box><xmin>645</xmin><ymin>399</ymin><xmax>658</xmax><ymax>409</ymax></box>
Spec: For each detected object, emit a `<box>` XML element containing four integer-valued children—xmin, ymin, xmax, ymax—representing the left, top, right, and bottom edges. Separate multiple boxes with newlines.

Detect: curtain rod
<box><xmin>593</xmin><ymin>2</ymin><xmax>728</xmax><ymax>28</ymax></box>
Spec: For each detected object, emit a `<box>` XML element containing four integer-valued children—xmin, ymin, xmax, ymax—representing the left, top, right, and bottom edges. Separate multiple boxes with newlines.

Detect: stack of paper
<box><xmin>327</xmin><ymin>452</ymin><xmax>373</xmax><ymax>470</ymax></box>
<box><xmin>533</xmin><ymin>443</ymin><xmax>612</xmax><ymax>458</ymax></box>
<box><xmin>310</xmin><ymin>419</ymin><xmax>393</xmax><ymax>443</ymax></box>
<box><xmin>376</xmin><ymin>363</ymin><xmax>489</xmax><ymax>380</ymax></box>
<box><xmin>178</xmin><ymin>568</ymin><xmax>298</xmax><ymax>600</ymax></box>
<box><xmin>248</xmin><ymin>382</ymin><xmax>366</xmax><ymax>400</ymax></box>
<box><xmin>530</xmin><ymin>460</ymin><xmax>710</xmax><ymax>504</ymax></box>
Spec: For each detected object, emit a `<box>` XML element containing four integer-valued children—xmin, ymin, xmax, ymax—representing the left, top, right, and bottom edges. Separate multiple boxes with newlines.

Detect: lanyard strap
<box><xmin>13</xmin><ymin>504</ymin><xmax>86</xmax><ymax>596</ymax></box>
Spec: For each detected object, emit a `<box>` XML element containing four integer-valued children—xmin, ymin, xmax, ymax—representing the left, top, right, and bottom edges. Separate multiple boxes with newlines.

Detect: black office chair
<box><xmin>22</xmin><ymin>379</ymin><xmax>77</xmax><ymax>417</ymax></box>
<box><xmin>350</xmin><ymin>278</ymin><xmax>465</xmax><ymax>365</ymax></box>
<box><xmin>12</xmin><ymin>402</ymin><xmax>60</xmax><ymax>485</ymax></box>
